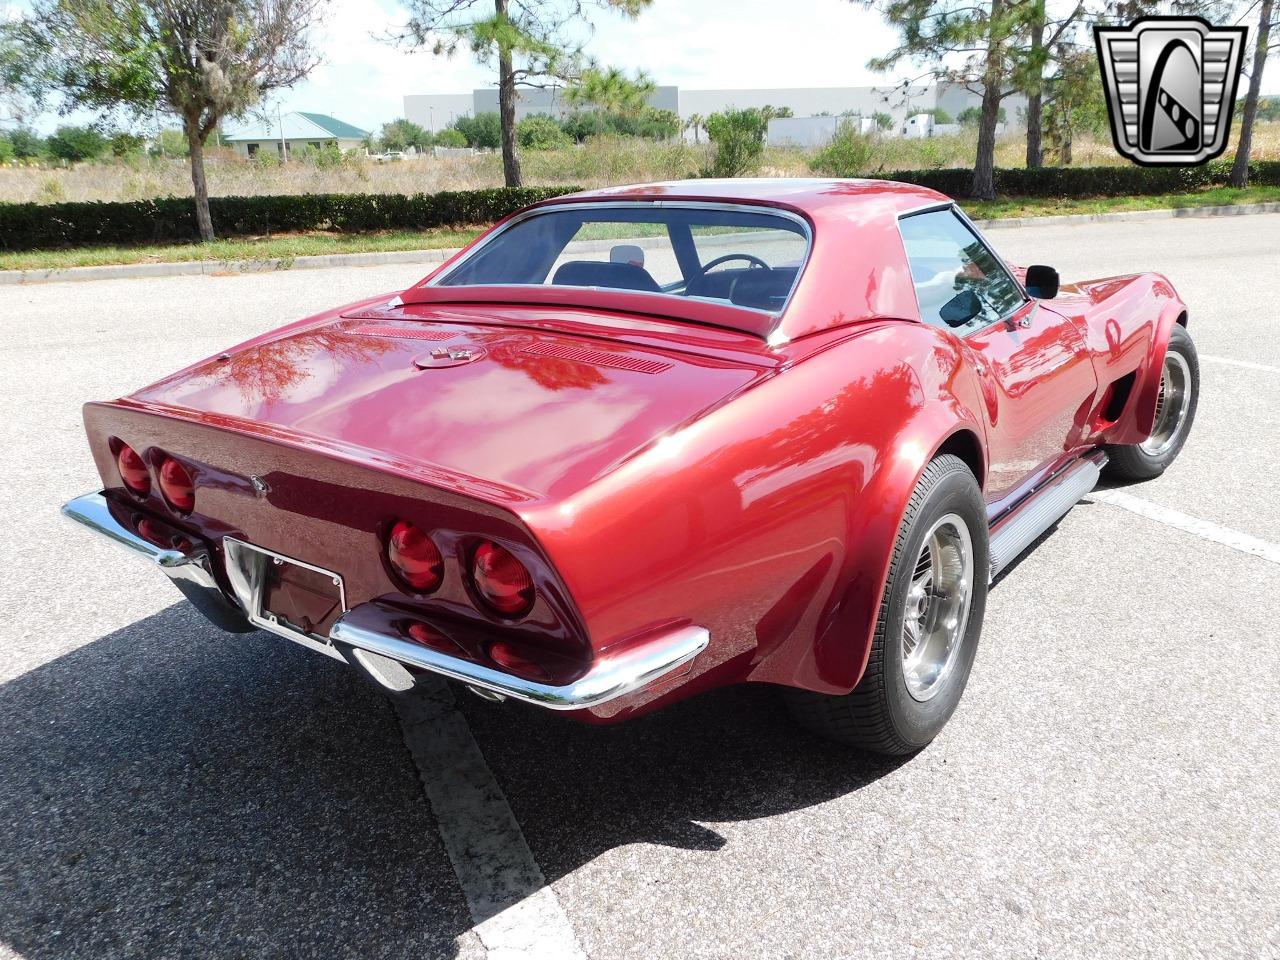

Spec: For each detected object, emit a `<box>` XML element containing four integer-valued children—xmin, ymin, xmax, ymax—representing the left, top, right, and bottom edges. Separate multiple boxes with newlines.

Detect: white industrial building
<box><xmin>404</xmin><ymin>84</ymin><xmax>1026</xmax><ymax>141</ymax></box>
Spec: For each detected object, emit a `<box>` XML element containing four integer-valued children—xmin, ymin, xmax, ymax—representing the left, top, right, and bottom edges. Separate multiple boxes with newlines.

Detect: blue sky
<box><xmin>9</xmin><ymin>0</ymin><xmax>1278</xmax><ymax>135</ymax></box>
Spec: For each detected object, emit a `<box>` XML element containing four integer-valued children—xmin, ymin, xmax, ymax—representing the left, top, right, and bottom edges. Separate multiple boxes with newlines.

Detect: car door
<box><xmin>898</xmin><ymin>206</ymin><xmax>1098</xmax><ymax>507</ymax></box>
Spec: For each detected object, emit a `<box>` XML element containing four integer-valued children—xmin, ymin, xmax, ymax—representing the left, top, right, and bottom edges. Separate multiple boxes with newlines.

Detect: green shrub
<box><xmin>0</xmin><ymin>134</ymin><xmax>13</xmax><ymax>164</ymax></box>
<box><xmin>808</xmin><ymin>122</ymin><xmax>875</xmax><ymax>176</ymax></box>
<box><xmin>451</xmin><ymin>112</ymin><xmax>501</xmax><ymax>149</ymax></box>
<box><xmin>0</xmin><ymin>186</ymin><xmax>583</xmax><ymax>252</ymax></box>
<box><xmin>957</xmin><ymin>106</ymin><xmax>1007</xmax><ymax>128</ymax></box>
<box><xmin>46</xmin><ymin>125</ymin><xmax>110</xmax><ymax>162</ymax></box>
<box><xmin>434</xmin><ymin>129</ymin><xmax>467</xmax><ymax>148</ymax></box>
<box><xmin>869</xmin><ymin>159</ymin><xmax>1280</xmax><ymax>198</ymax></box>
<box><xmin>517</xmin><ymin>114</ymin><xmax>572</xmax><ymax>151</ymax></box>
<box><xmin>704</xmin><ymin>108</ymin><xmax>768</xmax><ymax>177</ymax></box>
<box><xmin>8</xmin><ymin>127</ymin><xmax>45</xmax><ymax>159</ymax></box>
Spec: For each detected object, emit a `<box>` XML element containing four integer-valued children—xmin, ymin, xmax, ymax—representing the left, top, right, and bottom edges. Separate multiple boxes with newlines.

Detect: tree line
<box><xmin>865</xmin><ymin>0</ymin><xmax>1278</xmax><ymax>198</ymax></box>
<box><xmin>1</xmin><ymin>0</ymin><xmax>1276</xmax><ymax>240</ymax></box>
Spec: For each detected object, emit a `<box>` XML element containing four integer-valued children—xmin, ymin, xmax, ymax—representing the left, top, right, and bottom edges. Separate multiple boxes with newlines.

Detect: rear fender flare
<box><xmin>1118</xmin><ymin>301</ymin><xmax>1188</xmax><ymax>444</ymax></box>
<box><xmin>808</xmin><ymin>414</ymin><xmax>987</xmax><ymax>693</ymax></box>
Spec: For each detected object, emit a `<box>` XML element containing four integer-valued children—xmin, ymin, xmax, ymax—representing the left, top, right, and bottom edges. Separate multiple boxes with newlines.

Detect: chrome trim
<box><xmin>330</xmin><ymin>604</ymin><xmax>710</xmax><ymax>710</ymax></box>
<box><xmin>988</xmin><ymin>451</ymin><xmax>1107</xmax><ymax>581</ymax></box>
<box><xmin>426</xmin><ymin>199</ymin><xmax>813</xmax><ymax>320</ymax></box>
<box><xmin>62</xmin><ymin>491</ymin><xmax>213</xmax><ymax>582</ymax></box>
<box><xmin>895</xmin><ymin>203</ymin><xmax>1032</xmax><ymax>336</ymax></box>
<box><xmin>61</xmin><ymin>492</ymin><xmax>255</xmax><ymax>634</ymax></box>
<box><xmin>223</xmin><ymin>537</ymin><xmax>348</xmax><ymax>662</ymax></box>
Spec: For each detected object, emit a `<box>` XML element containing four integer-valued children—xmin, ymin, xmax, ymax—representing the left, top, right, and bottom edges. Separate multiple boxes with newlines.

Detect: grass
<box><xmin>964</xmin><ymin>184</ymin><xmax>1280</xmax><ymax>220</ymax></box>
<box><xmin>5</xmin><ymin>124</ymin><xmax>1278</xmax><ymax>204</ymax></box>
<box><xmin>2</xmin><ymin>184</ymin><xmax>1278</xmax><ymax>273</ymax></box>
<box><xmin>5</xmin><ymin>184</ymin><xmax>1274</xmax><ymax>273</ymax></box>
<box><xmin>0</xmin><ymin>228</ymin><xmax>484</xmax><ymax>271</ymax></box>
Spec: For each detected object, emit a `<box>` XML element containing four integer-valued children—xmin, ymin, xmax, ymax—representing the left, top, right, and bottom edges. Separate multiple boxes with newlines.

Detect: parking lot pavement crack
<box><xmin>394</xmin><ymin>678</ymin><xmax>589</xmax><ymax>960</ymax></box>
<box><xmin>1090</xmin><ymin>488</ymin><xmax>1280</xmax><ymax>566</ymax></box>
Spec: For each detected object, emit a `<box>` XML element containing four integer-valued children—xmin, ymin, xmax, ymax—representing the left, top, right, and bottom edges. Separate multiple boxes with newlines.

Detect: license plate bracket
<box><xmin>223</xmin><ymin>538</ymin><xmax>348</xmax><ymax>661</ymax></box>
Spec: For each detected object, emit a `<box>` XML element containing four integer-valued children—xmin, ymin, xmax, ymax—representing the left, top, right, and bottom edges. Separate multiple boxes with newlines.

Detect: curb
<box><xmin>0</xmin><ymin>246</ymin><xmax>458</xmax><ymax>286</ymax></box>
<box><xmin>3</xmin><ymin>200</ymin><xmax>1278</xmax><ymax>286</ymax></box>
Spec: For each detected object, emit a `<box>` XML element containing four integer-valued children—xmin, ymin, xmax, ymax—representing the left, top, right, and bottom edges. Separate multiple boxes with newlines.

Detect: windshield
<box><xmin>435</xmin><ymin>204</ymin><xmax>810</xmax><ymax>315</ymax></box>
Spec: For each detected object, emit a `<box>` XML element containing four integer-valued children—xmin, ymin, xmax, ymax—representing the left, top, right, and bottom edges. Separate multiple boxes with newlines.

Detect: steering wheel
<box><xmin>696</xmin><ymin>253</ymin><xmax>770</xmax><ymax>275</ymax></box>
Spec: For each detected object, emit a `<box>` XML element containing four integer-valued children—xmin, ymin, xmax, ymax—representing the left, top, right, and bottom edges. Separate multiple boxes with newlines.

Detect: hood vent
<box><xmin>349</xmin><ymin>323</ymin><xmax>458</xmax><ymax>342</ymax></box>
<box><xmin>519</xmin><ymin>341</ymin><xmax>672</xmax><ymax>375</ymax></box>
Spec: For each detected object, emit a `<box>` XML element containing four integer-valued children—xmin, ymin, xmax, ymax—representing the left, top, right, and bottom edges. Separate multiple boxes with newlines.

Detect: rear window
<box><xmin>436</xmin><ymin>203</ymin><xmax>810</xmax><ymax>315</ymax></box>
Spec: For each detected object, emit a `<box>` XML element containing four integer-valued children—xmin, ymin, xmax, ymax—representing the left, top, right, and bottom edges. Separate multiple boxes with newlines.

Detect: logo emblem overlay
<box><xmin>1095</xmin><ymin>17</ymin><xmax>1247</xmax><ymax>166</ymax></box>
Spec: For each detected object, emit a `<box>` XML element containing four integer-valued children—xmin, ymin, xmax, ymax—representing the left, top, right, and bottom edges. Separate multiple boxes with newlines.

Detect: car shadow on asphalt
<box><xmin>1</xmin><ymin>603</ymin><xmax>908</xmax><ymax>956</ymax></box>
<box><xmin>0</xmin><ymin>604</ymin><xmax>475</xmax><ymax>960</ymax></box>
<box><xmin>454</xmin><ymin>676</ymin><xmax>909</xmax><ymax>892</ymax></box>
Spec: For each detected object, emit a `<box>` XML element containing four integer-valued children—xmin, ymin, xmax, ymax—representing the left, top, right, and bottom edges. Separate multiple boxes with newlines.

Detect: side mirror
<box><xmin>939</xmin><ymin>289</ymin><xmax>982</xmax><ymax>328</ymax></box>
<box><xmin>1025</xmin><ymin>264</ymin><xmax>1060</xmax><ymax>299</ymax></box>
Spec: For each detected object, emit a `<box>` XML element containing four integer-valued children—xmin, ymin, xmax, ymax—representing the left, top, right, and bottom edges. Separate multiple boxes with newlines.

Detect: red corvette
<box><xmin>64</xmin><ymin>179</ymin><xmax>1198</xmax><ymax>754</ymax></box>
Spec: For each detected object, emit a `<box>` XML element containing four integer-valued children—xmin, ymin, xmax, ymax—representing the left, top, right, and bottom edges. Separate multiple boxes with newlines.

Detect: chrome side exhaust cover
<box><xmin>988</xmin><ymin>451</ymin><xmax>1108</xmax><ymax>582</ymax></box>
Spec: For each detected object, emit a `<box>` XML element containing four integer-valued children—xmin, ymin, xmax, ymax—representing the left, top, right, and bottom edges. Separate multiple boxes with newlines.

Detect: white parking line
<box><xmin>1200</xmin><ymin>354</ymin><xmax>1280</xmax><ymax>374</ymax></box>
<box><xmin>1091</xmin><ymin>488</ymin><xmax>1280</xmax><ymax>566</ymax></box>
<box><xmin>396</xmin><ymin>679</ymin><xmax>588</xmax><ymax>960</ymax></box>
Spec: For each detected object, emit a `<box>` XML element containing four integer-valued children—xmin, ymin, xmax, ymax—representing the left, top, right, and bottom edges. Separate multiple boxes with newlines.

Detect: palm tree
<box><xmin>687</xmin><ymin>113</ymin><xmax>704</xmax><ymax>143</ymax></box>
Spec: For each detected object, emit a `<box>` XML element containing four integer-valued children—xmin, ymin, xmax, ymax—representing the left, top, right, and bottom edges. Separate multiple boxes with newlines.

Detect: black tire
<box><xmin>785</xmin><ymin>454</ymin><xmax>989</xmax><ymax>754</ymax></box>
<box><xmin>1105</xmin><ymin>324</ymin><xmax>1199</xmax><ymax>482</ymax></box>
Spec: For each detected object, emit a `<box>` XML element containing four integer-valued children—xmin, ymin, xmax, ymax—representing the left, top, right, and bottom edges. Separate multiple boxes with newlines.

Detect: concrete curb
<box><xmin>3</xmin><ymin>200</ymin><xmax>1279</xmax><ymax>286</ymax></box>
<box><xmin>0</xmin><ymin>246</ymin><xmax>458</xmax><ymax>286</ymax></box>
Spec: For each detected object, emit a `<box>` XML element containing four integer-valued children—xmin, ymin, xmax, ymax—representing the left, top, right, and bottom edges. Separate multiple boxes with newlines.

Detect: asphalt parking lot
<box><xmin>2</xmin><ymin>211</ymin><xmax>1278</xmax><ymax>960</ymax></box>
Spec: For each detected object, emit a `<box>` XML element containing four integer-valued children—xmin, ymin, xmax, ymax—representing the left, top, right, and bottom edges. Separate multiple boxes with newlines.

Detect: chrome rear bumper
<box><xmin>330</xmin><ymin>602</ymin><xmax>708</xmax><ymax>710</ymax></box>
<box><xmin>62</xmin><ymin>491</ymin><xmax>709</xmax><ymax>710</ymax></box>
<box><xmin>61</xmin><ymin>492</ymin><xmax>255</xmax><ymax>634</ymax></box>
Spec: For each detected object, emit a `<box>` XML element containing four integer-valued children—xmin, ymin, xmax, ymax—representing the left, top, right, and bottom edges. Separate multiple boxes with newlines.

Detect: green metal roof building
<box><xmin>221</xmin><ymin>112</ymin><xmax>370</xmax><ymax>158</ymax></box>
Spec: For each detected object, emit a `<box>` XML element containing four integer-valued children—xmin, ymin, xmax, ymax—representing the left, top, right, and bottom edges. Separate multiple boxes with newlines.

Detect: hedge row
<box><xmin>3</xmin><ymin>161</ymin><xmax>1278</xmax><ymax>252</ymax></box>
<box><xmin>0</xmin><ymin>186</ymin><xmax>581</xmax><ymax>252</ymax></box>
<box><xmin>872</xmin><ymin>158</ymin><xmax>1280</xmax><ymax>199</ymax></box>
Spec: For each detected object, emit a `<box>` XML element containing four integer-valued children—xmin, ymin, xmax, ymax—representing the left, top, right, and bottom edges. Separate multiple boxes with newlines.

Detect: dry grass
<box><xmin>5</xmin><ymin>124</ymin><xmax>1277</xmax><ymax>205</ymax></box>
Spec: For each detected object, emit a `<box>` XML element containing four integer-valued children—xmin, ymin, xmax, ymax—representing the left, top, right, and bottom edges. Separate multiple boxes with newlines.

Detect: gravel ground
<box><xmin>1</xmin><ymin>212</ymin><xmax>1277</xmax><ymax>960</ymax></box>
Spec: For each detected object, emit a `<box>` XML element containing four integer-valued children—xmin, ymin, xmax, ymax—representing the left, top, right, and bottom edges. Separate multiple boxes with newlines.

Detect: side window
<box><xmin>898</xmin><ymin>209</ymin><xmax>1024</xmax><ymax>334</ymax></box>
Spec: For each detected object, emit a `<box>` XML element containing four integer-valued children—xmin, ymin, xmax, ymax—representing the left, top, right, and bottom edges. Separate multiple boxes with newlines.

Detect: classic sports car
<box><xmin>63</xmin><ymin>179</ymin><xmax>1198</xmax><ymax>754</ymax></box>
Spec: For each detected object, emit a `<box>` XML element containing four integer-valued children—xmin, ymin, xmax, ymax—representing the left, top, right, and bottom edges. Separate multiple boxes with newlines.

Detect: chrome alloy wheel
<box><xmin>902</xmin><ymin>513</ymin><xmax>975</xmax><ymax>702</ymax></box>
<box><xmin>1140</xmin><ymin>349</ymin><xmax>1193</xmax><ymax>457</ymax></box>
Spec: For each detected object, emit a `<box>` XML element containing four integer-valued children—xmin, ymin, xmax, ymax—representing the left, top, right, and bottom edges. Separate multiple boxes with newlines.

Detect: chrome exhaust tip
<box><xmin>465</xmin><ymin>684</ymin><xmax>507</xmax><ymax>703</ymax></box>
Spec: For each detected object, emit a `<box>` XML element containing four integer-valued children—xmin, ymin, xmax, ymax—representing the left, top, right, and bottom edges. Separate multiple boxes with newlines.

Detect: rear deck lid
<box><xmin>129</xmin><ymin>310</ymin><xmax>770</xmax><ymax>502</ymax></box>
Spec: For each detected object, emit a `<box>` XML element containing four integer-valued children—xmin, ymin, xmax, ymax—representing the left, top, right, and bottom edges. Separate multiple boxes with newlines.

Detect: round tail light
<box><xmin>116</xmin><ymin>443</ymin><xmax>150</xmax><ymax>496</ymax></box>
<box><xmin>158</xmin><ymin>456</ymin><xmax>195</xmax><ymax>513</ymax></box>
<box><xmin>471</xmin><ymin>541</ymin><xmax>535</xmax><ymax>617</ymax></box>
<box><xmin>388</xmin><ymin>521</ymin><xmax>443</xmax><ymax>592</ymax></box>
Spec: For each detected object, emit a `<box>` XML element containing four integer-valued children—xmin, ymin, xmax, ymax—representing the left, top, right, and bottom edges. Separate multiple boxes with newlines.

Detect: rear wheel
<box><xmin>1106</xmin><ymin>324</ymin><xmax>1198</xmax><ymax>481</ymax></box>
<box><xmin>786</xmin><ymin>454</ymin><xmax>988</xmax><ymax>754</ymax></box>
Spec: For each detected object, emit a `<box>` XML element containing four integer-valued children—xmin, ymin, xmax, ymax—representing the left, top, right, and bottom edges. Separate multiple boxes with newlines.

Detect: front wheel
<box><xmin>1106</xmin><ymin>324</ymin><xmax>1199</xmax><ymax>481</ymax></box>
<box><xmin>785</xmin><ymin>454</ymin><xmax>989</xmax><ymax>754</ymax></box>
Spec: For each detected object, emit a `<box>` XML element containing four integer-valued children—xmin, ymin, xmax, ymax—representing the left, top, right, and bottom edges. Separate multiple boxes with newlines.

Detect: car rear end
<box><xmin>66</xmin><ymin>398</ymin><xmax>708</xmax><ymax>713</ymax></box>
